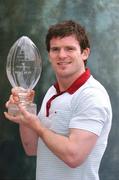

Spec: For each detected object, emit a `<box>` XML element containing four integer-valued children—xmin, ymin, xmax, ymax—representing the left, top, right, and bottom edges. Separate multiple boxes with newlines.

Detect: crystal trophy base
<box><xmin>8</xmin><ymin>102</ymin><xmax>37</xmax><ymax>116</ymax></box>
<box><xmin>7</xmin><ymin>87</ymin><xmax>37</xmax><ymax>116</ymax></box>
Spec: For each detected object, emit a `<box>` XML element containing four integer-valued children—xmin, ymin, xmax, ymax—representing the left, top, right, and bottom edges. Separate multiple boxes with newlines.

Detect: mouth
<box><xmin>57</xmin><ymin>61</ymin><xmax>71</xmax><ymax>65</ymax></box>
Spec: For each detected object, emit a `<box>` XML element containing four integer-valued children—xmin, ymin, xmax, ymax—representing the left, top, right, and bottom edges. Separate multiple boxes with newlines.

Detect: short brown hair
<box><xmin>45</xmin><ymin>20</ymin><xmax>90</xmax><ymax>53</ymax></box>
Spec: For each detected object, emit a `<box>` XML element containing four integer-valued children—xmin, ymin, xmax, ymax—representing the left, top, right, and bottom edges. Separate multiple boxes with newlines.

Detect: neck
<box><xmin>56</xmin><ymin>70</ymin><xmax>85</xmax><ymax>92</ymax></box>
<box><xmin>57</xmin><ymin>79</ymin><xmax>71</xmax><ymax>92</ymax></box>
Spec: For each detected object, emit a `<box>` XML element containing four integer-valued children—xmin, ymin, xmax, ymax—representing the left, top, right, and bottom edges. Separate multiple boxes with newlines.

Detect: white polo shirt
<box><xmin>36</xmin><ymin>69</ymin><xmax>112</xmax><ymax>180</ymax></box>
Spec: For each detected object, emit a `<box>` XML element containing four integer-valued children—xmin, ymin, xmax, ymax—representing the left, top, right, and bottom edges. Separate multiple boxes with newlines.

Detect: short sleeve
<box><xmin>69</xmin><ymin>89</ymin><xmax>108</xmax><ymax>136</ymax></box>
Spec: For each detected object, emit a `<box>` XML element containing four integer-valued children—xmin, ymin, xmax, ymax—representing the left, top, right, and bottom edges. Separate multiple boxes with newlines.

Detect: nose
<box><xmin>58</xmin><ymin>48</ymin><xmax>67</xmax><ymax>58</ymax></box>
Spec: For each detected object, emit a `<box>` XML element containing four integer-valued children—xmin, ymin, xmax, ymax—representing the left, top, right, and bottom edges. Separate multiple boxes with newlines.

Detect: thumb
<box><xmin>18</xmin><ymin>104</ymin><xmax>30</xmax><ymax>117</ymax></box>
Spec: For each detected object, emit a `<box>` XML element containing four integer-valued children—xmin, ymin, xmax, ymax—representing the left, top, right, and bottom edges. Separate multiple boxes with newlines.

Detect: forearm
<box><xmin>19</xmin><ymin>124</ymin><xmax>38</xmax><ymax>156</ymax></box>
<box><xmin>5</xmin><ymin>105</ymin><xmax>97</xmax><ymax>166</ymax></box>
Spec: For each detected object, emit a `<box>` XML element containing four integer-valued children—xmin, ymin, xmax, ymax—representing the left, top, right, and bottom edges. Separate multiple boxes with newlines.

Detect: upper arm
<box><xmin>67</xmin><ymin>128</ymin><xmax>98</xmax><ymax>167</ymax></box>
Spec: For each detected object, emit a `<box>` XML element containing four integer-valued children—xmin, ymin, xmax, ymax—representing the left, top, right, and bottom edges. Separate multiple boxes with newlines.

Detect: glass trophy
<box><xmin>6</xmin><ymin>36</ymin><xmax>42</xmax><ymax>115</ymax></box>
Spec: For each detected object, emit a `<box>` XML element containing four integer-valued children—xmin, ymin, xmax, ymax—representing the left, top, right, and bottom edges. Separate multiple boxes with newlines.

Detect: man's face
<box><xmin>48</xmin><ymin>35</ymin><xmax>90</xmax><ymax>80</ymax></box>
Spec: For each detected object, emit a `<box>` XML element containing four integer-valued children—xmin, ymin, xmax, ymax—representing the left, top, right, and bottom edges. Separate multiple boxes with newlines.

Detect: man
<box><xmin>4</xmin><ymin>20</ymin><xmax>112</xmax><ymax>180</ymax></box>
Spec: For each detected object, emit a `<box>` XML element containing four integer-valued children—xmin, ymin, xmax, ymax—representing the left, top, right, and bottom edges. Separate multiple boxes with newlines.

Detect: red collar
<box><xmin>54</xmin><ymin>68</ymin><xmax>91</xmax><ymax>94</ymax></box>
<box><xmin>46</xmin><ymin>68</ymin><xmax>91</xmax><ymax>117</ymax></box>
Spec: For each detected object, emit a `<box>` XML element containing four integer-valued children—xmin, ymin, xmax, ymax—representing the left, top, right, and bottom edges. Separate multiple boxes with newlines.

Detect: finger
<box><xmin>27</xmin><ymin>89</ymin><xmax>35</xmax><ymax>102</ymax></box>
<box><xmin>4</xmin><ymin>112</ymin><xmax>20</xmax><ymax>124</ymax></box>
<box><xmin>13</xmin><ymin>95</ymin><xmax>19</xmax><ymax>103</ymax></box>
<box><xmin>18</xmin><ymin>104</ymin><xmax>31</xmax><ymax>118</ymax></box>
<box><xmin>10</xmin><ymin>93</ymin><xmax>19</xmax><ymax>103</ymax></box>
<box><xmin>11</xmin><ymin>87</ymin><xmax>19</xmax><ymax>95</ymax></box>
<box><xmin>27</xmin><ymin>89</ymin><xmax>34</xmax><ymax>95</ymax></box>
<box><xmin>5</xmin><ymin>96</ymin><xmax>16</xmax><ymax>108</ymax></box>
<box><xmin>18</xmin><ymin>104</ymin><xmax>37</xmax><ymax>123</ymax></box>
<box><xmin>5</xmin><ymin>100</ymin><xmax>10</xmax><ymax>108</ymax></box>
<box><xmin>9</xmin><ymin>94</ymin><xmax>14</xmax><ymax>102</ymax></box>
<box><xmin>18</xmin><ymin>105</ymin><xmax>34</xmax><ymax>126</ymax></box>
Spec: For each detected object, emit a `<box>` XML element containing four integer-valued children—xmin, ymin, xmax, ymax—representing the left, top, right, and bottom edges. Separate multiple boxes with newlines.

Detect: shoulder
<box><xmin>69</xmin><ymin>76</ymin><xmax>112</xmax><ymax>135</ymax></box>
<box><xmin>73</xmin><ymin>75</ymin><xmax>110</xmax><ymax>100</ymax></box>
<box><xmin>71</xmin><ymin>75</ymin><xmax>112</xmax><ymax>112</ymax></box>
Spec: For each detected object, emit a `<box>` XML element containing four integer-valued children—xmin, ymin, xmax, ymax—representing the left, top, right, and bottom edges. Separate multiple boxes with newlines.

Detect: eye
<box><xmin>65</xmin><ymin>46</ymin><xmax>76</xmax><ymax>51</ymax></box>
<box><xmin>50</xmin><ymin>47</ymin><xmax>59</xmax><ymax>52</ymax></box>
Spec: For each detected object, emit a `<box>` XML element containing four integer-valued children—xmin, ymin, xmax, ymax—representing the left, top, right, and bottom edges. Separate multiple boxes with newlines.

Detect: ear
<box><xmin>82</xmin><ymin>48</ymin><xmax>90</xmax><ymax>61</ymax></box>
